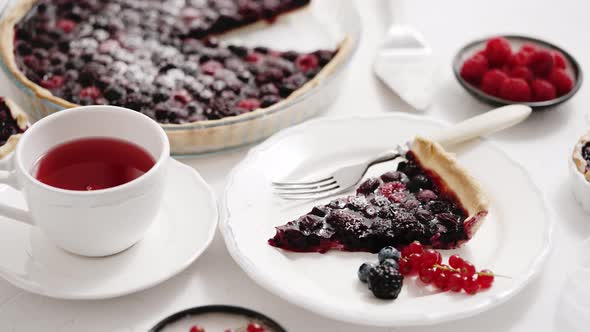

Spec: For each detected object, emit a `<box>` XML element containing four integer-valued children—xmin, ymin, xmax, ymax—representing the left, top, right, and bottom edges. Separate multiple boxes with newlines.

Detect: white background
<box><xmin>1</xmin><ymin>0</ymin><xmax>589</xmax><ymax>331</ymax></box>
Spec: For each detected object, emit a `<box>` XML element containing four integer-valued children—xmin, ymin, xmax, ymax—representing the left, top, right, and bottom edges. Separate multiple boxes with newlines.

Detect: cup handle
<box><xmin>0</xmin><ymin>153</ymin><xmax>33</xmax><ymax>225</ymax></box>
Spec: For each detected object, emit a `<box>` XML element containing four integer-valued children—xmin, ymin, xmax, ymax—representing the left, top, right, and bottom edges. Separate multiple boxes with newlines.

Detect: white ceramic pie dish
<box><xmin>0</xmin><ymin>0</ymin><xmax>361</xmax><ymax>156</ymax></box>
<box><xmin>221</xmin><ymin>113</ymin><xmax>553</xmax><ymax>327</ymax></box>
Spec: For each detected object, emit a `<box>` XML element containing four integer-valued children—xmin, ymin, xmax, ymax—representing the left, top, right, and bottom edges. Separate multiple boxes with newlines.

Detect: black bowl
<box><xmin>149</xmin><ymin>305</ymin><xmax>287</xmax><ymax>332</ymax></box>
<box><xmin>452</xmin><ymin>35</ymin><xmax>583</xmax><ymax>110</ymax></box>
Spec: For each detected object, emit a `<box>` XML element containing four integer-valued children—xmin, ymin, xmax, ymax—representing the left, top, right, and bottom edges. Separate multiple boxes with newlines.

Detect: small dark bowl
<box><xmin>149</xmin><ymin>305</ymin><xmax>287</xmax><ymax>332</ymax></box>
<box><xmin>452</xmin><ymin>35</ymin><xmax>583</xmax><ymax>110</ymax></box>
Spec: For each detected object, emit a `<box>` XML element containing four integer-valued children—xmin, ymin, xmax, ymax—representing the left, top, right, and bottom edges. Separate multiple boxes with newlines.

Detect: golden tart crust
<box><xmin>411</xmin><ymin>136</ymin><xmax>490</xmax><ymax>242</ymax></box>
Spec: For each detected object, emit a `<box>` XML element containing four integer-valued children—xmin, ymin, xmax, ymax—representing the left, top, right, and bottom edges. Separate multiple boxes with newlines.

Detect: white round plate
<box><xmin>221</xmin><ymin>114</ymin><xmax>553</xmax><ymax>327</ymax></box>
<box><xmin>0</xmin><ymin>159</ymin><xmax>218</xmax><ymax>300</ymax></box>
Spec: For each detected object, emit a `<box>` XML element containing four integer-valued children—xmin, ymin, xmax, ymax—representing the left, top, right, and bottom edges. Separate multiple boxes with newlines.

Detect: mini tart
<box><xmin>572</xmin><ymin>132</ymin><xmax>590</xmax><ymax>181</ymax></box>
<box><xmin>268</xmin><ymin>136</ymin><xmax>489</xmax><ymax>253</ymax></box>
<box><xmin>0</xmin><ymin>0</ymin><xmax>353</xmax><ymax>127</ymax></box>
<box><xmin>0</xmin><ymin>97</ymin><xmax>28</xmax><ymax>159</ymax></box>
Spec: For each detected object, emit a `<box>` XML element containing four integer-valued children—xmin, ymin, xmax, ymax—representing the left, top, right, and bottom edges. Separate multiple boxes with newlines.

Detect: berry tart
<box><xmin>572</xmin><ymin>133</ymin><xmax>590</xmax><ymax>182</ymax></box>
<box><xmin>269</xmin><ymin>136</ymin><xmax>489</xmax><ymax>253</ymax></box>
<box><xmin>0</xmin><ymin>97</ymin><xmax>28</xmax><ymax>159</ymax></box>
<box><xmin>0</xmin><ymin>0</ymin><xmax>355</xmax><ymax>154</ymax></box>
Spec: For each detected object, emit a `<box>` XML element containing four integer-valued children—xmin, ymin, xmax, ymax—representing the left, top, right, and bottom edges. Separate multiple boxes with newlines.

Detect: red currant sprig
<box><xmin>398</xmin><ymin>241</ymin><xmax>499</xmax><ymax>295</ymax></box>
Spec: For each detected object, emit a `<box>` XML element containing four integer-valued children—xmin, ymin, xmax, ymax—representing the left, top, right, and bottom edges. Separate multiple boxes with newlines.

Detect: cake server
<box><xmin>373</xmin><ymin>0</ymin><xmax>438</xmax><ymax>111</ymax></box>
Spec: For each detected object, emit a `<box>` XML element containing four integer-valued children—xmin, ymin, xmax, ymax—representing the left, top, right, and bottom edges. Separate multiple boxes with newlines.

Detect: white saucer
<box><xmin>0</xmin><ymin>158</ymin><xmax>218</xmax><ymax>300</ymax></box>
<box><xmin>221</xmin><ymin>114</ymin><xmax>553</xmax><ymax>327</ymax></box>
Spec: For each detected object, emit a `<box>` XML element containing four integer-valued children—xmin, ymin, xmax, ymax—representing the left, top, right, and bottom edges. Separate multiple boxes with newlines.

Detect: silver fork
<box><xmin>272</xmin><ymin>104</ymin><xmax>532</xmax><ymax>200</ymax></box>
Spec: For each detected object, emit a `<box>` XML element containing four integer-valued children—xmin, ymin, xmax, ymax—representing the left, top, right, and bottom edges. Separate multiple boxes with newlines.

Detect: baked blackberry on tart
<box><xmin>0</xmin><ymin>0</ymin><xmax>352</xmax><ymax>124</ymax></box>
<box><xmin>269</xmin><ymin>137</ymin><xmax>490</xmax><ymax>253</ymax></box>
<box><xmin>0</xmin><ymin>97</ymin><xmax>28</xmax><ymax>159</ymax></box>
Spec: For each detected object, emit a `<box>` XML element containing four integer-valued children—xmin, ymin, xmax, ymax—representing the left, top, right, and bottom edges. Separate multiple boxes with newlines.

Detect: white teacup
<box><xmin>0</xmin><ymin>106</ymin><xmax>169</xmax><ymax>257</ymax></box>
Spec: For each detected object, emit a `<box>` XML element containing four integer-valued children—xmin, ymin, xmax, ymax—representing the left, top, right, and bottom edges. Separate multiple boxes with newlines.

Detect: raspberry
<box><xmin>528</xmin><ymin>50</ymin><xmax>554</xmax><ymax>77</ymax></box>
<box><xmin>245</xmin><ymin>52</ymin><xmax>264</xmax><ymax>63</ymax></box>
<box><xmin>509</xmin><ymin>66</ymin><xmax>533</xmax><ymax>82</ymax></box>
<box><xmin>367</xmin><ymin>264</ymin><xmax>404</xmax><ymax>299</ymax></box>
<box><xmin>379</xmin><ymin>181</ymin><xmax>406</xmax><ymax>200</ymax></box>
<box><xmin>485</xmin><ymin>37</ymin><xmax>512</xmax><ymax>66</ymax></box>
<box><xmin>56</xmin><ymin>19</ymin><xmax>76</xmax><ymax>33</ymax></box>
<box><xmin>295</xmin><ymin>54</ymin><xmax>319</xmax><ymax>72</ymax></box>
<box><xmin>246</xmin><ymin>323</ymin><xmax>266</xmax><ymax>332</ymax></box>
<box><xmin>460</xmin><ymin>54</ymin><xmax>488</xmax><ymax>84</ymax></box>
<box><xmin>499</xmin><ymin>78</ymin><xmax>531</xmax><ymax>102</ymax></box>
<box><xmin>173</xmin><ymin>90</ymin><xmax>192</xmax><ymax>104</ymax></box>
<box><xmin>521</xmin><ymin>43</ymin><xmax>537</xmax><ymax>54</ymax></box>
<box><xmin>553</xmin><ymin>51</ymin><xmax>567</xmax><ymax>69</ymax></box>
<box><xmin>508</xmin><ymin>51</ymin><xmax>530</xmax><ymax>67</ymax></box>
<box><xmin>79</xmin><ymin>86</ymin><xmax>102</xmax><ymax>100</ymax></box>
<box><xmin>480</xmin><ymin>69</ymin><xmax>508</xmax><ymax>96</ymax></box>
<box><xmin>40</xmin><ymin>75</ymin><xmax>65</xmax><ymax>89</ymax></box>
<box><xmin>548</xmin><ymin>69</ymin><xmax>574</xmax><ymax>96</ymax></box>
<box><xmin>531</xmin><ymin>79</ymin><xmax>556</xmax><ymax>101</ymax></box>
<box><xmin>200</xmin><ymin>60</ymin><xmax>223</xmax><ymax>75</ymax></box>
<box><xmin>236</xmin><ymin>98</ymin><xmax>261</xmax><ymax>111</ymax></box>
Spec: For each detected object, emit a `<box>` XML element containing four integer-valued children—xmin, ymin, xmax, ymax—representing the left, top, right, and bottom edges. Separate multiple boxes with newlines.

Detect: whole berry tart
<box><xmin>269</xmin><ymin>137</ymin><xmax>489</xmax><ymax>253</ymax></box>
<box><xmin>0</xmin><ymin>97</ymin><xmax>28</xmax><ymax>159</ymax></box>
<box><xmin>572</xmin><ymin>132</ymin><xmax>590</xmax><ymax>181</ymax></box>
<box><xmin>0</xmin><ymin>0</ymin><xmax>355</xmax><ymax>154</ymax></box>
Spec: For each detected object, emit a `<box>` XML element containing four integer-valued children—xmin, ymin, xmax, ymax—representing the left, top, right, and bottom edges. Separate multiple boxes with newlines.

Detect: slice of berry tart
<box><xmin>269</xmin><ymin>137</ymin><xmax>489</xmax><ymax>253</ymax></box>
<box><xmin>572</xmin><ymin>132</ymin><xmax>590</xmax><ymax>181</ymax></box>
<box><xmin>0</xmin><ymin>0</ymin><xmax>352</xmax><ymax>124</ymax></box>
<box><xmin>0</xmin><ymin>97</ymin><xmax>28</xmax><ymax>159</ymax></box>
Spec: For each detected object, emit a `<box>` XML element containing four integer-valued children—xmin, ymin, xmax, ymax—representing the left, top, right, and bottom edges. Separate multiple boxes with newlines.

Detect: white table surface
<box><xmin>1</xmin><ymin>0</ymin><xmax>589</xmax><ymax>331</ymax></box>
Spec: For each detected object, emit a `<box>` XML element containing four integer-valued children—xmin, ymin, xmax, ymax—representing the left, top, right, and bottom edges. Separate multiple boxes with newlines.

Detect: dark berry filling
<box><xmin>12</xmin><ymin>0</ymin><xmax>337</xmax><ymax>124</ymax></box>
<box><xmin>0</xmin><ymin>98</ymin><xmax>24</xmax><ymax>145</ymax></box>
<box><xmin>582</xmin><ymin>142</ymin><xmax>590</xmax><ymax>166</ymax></box>
<box><xmin>268</xmin><ymin>152</ymin><xmax>470</xmax><ymax>253</ymax></box>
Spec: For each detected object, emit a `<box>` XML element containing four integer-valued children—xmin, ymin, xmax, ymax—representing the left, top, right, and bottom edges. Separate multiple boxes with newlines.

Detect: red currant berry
<box><xmin>408</xmin><ymin>253</ymin><xmax>423</xmax><ymax>275</ymax></box>
<box><xmin>408</xmin><ymin>241</ymin><xmax>424</xmax><ymax>255</ymax></box>
<box><xmin>419</xmin><ymin>266</ymin><xmax>435</xmax><ymax>284</ymax></box>
<box><xmin>421</xmin><ymin>249</ymin><xmax>442</xmax><ymax>267</ymax></box>
<box><xmin>398</xmin><ymin>257</ymin><xmax>412</xmax><ymax>275</ymax></box>
<box><xmin>190</xmin><ymin>326</ymin><xmax>206</xmax><ymax>332</ymax></box>
<box><xmin>477</xmin><ymin>269</ymin><xmax>495</xmax><ymax>289</ymax></box>
<box><xmin>433</xmin><ymin>270</ymin><xmax>450</xmax><ymax>291</ymax></box>
<box><xmin>401</xmin><ymin>246</ymin><xmax>413</xmax><ymax>258</ymax></box>
<box><xmin>448</xmin><ymin>255</ymin><xmax>464</xmax><ymax>269</ymax></box>
<box><xmin>463</xmin><ymin>275</ymin><xmax>480</xmax><ymax>295</ymax></box>
<box><xmin>460</xmin><ymin>261</ymin><xmax>476</xmax><ymax>277</ymax></box>
<box><xmin>448</xmin><ymin>272</ymin><xmax>463</xmax><ymax>292</ymax></box>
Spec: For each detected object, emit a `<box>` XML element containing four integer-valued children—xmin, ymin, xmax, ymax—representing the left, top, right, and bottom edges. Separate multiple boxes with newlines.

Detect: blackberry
<box><xmin>407</xmin><ymin>174</ymin><xmax>431</xmax><ymax>192</ymax></box>
<box><xmin>380</xmin><ymin>171</ymin><xmax>409</xmax><ymax>184</ymax></box>
<box><xmin>367</xmin><ymin>265</ymin><xmax>403</xmax><ymax>299</ymax></box>
<box><xmin>357</xmin><ymin>177</ymin><xmax>381</xmax><ymax>195</ymax></box>
<box><xmin>378</xmin><ymin>246</ymin><xmax>401</xmax><ymax>262</ymax></box>
<box><xmin>397</xmin><ymin>161</ymin><xmax>420</xmax><ymax>177</ymax></box>
<box><xmin>358</xmin><ymin>262</ymin><xmax>376</xmax><ymax>283</ymax></box>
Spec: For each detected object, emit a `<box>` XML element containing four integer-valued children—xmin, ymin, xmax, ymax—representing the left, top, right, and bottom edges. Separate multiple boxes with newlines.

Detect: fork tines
<box><xmin>272</xmin><ymin>176</ymin><xmax>340</xmax><ymax>199</ymax></box>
